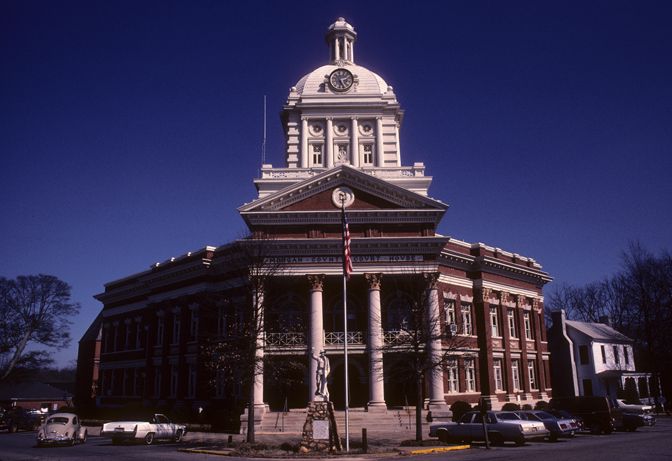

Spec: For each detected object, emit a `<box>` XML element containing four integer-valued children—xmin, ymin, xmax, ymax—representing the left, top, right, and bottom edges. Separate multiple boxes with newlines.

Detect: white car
<box><xmin>612</xmin><ymin>399</ymin><xmax>653</xmax><ymax>414</ymax></box>
<box><xmin>36</xmin><ymin>413</ymin><xmax>87</xmax><ymax>446</ymax></box>
<box><xmin>430</xmin><ymin>411</ymin><xmax>548</xmax><ymax>446</ymax></box>
<box><xmin>101</xmin><ymin>414</ymin><xmax>186</xmax><ymax>445</ymax></box>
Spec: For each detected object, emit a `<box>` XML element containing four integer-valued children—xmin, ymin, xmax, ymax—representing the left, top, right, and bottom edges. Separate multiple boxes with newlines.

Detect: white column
<box><xmin>425</xmin><ymin>273</ymin><xmax>445</xmax><ymax>407</ymax></box>
<box><xmin>395</xmin><ymin>121</ymin><xmax>401</xmax><ymax>167</ymax></box>
<box><xmin>253</xmin><ymin>284</ymin><xmax>265</xmax><ymax>408</ymax></box>
<box><xmin>375</xmin><ymin>117</ymin><xmax>384</xmax><ymax>167</ymax></box>
<box><xmin>351</xmin><ymin>117</ymin><xmax>359</xmax><ymax>168</ymax></box>
<box><xmin>366</xmin><ymin>273</ymin><xmax>385</xmax><ymax>409</ymax></box>
<box><xmin>308</xmin><ymin>275</ymin><xmax>325</xmax><ymax>401</ymax></box>
<box><xmin>301</xmin><ymin>117</ymin><xmax>308</xmax><ymax>168</ymax></box>
<box><xmin>326</xmin><ymin>118</ymin><xmax>334</xmax><ymax>167</ymax></box>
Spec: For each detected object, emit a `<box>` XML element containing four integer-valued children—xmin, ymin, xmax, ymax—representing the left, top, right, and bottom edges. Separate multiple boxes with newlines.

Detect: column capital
<box><xmin>532</xmin><ymin>298</ymin><xmax>540</xmax><ymax>311</ymax></box>
<box><xmin>515</xmin><ymin>294</ymin><xmax>527</xmax><ymax>308</ymax></box>
<box><xmin>307</xmin><ymin>274</ymin><xmax>325</xmax><ymax>291</ymax></box>
<box><xmin>423</xmin><ymin>272</ymin><xmax>440</xmax><ymax>290</ymax></box>
<box><xmin>477</xmin><ymin>287</ymin><xmax>491</xmax><ymax>304</ymax></box>
<box><xmin>365</xmin><ymin>273</ymin><xmax>383</xmax><ymax>290</ymax></box>
<box><xmin>325</xmin><ymin>116</ymin><xmax>334</xmax><ymax>122</ymax></box>
<box><xmin>499</xmin><ymin>291</ymin><xmax>510</xmax><ymax>304</ymax></box>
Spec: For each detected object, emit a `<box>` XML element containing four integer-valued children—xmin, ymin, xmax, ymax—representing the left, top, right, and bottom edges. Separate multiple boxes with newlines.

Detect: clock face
<box><xmin>329</xmin><ymin>68</ymin><xmax>353</xmax><ymax>91</ymax></box>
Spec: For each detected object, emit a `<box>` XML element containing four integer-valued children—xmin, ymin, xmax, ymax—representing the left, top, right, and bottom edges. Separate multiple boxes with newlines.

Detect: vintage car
<box><xmin>36</xmin><ymin>412</ymin><xmax>87</xmax><ymax>446</ymax></box>
<box><xmin>429</xmin><ymin>411</ymin><xmax>549</xmax><ymax>446</ymax></box>
<box><xmin>516</xmin><ymin>410</ymin><xmax>578</xmax><ymax>441</ymax></box>
<box><xmin>101</xmin><ymin>413</ymin><xmax>186</xmax><ymax>445</ymax></box>
<box><xmin>1</xmin><ymin>407</ymin><xmax>43</xmax><ymax>432</ymax></box>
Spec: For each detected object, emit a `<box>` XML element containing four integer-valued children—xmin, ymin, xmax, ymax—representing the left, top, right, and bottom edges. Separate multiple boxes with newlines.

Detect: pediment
<box><xmin>239</xmin><ymin>164</ymin><xmax>447</xmax><ymax>213</ymax></box>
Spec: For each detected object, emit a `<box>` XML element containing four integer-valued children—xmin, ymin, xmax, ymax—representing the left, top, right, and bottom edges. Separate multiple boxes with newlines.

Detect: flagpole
<box><xmin>340</xmin><ymin>199</ymin><xmax>350</xmax><ymax>452</ymax></box>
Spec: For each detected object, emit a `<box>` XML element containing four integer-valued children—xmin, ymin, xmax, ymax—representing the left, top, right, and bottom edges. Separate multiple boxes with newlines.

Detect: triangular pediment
<box><xmin>239</xmin><ymin>164</ymin><xmax>447</xmax><ymax>213</ymax></box>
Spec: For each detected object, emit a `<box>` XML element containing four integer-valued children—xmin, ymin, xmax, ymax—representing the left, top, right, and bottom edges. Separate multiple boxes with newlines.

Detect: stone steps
<box><xmin>257</xmin><ymin>408</ymin><xmax>430</xmax><ymax>433</ymax></box>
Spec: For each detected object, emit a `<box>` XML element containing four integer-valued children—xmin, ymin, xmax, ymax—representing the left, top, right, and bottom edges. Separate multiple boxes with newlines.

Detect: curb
<box><xmin>408</xmin><ymin>445</ymin><xmax>470</xmax><ymax>455</ymax></box>
<box><xmin>179</xmin><ymin>448</ymin><xmax>234</xmax><ymax>456</ymax></box>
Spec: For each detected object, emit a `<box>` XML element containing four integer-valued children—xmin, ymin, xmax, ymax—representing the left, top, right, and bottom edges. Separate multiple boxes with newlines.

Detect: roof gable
<box><xmin>239</xmin><ymin>164</ymin><xmax>447</xmax><ymax>213</ymax></box>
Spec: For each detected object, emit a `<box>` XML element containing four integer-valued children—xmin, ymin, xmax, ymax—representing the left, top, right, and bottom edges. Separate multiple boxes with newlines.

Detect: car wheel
<box><xmin>549</xmin><ymin>432</ymin><xmax>558</xmax><ymax>442</ymax></box>
<box><xmin>488</xmin><ymin>432</ymin><xmax>504</xmax><ymax>446</ymax></box>
<box><xmin>144</xmin><ymin>432</ymin><xmax>155</xmax><ymax>445</ymax></box>
<box><xmin>172</xmin><ymin>430</ymin><xmax>183</xmax><ymax>443</ymax></box>
<box><xmin>9</xmin><ymin>423</ymin><xmax>18</xmax><ymax>433</ymax></box>
<box><xmin>437</xmin><ymin>429</ymin><xmax>449</xmax><ymax>443</ymax></box>
<box><xmin>70</xmin><ymin>438</ymin><xmax>76</xmax><ymax>446</ymax></box>
<box><xmin>112</xmin><ymin>438</ymin><xmax>121</xmax><ymax>445</ymax></box>
<box><xmin>591</xmin><ymin>424</ymin><xmax>602</xmax><ymax>435</ymax></box>
<box><xmin>515</xmin><ymin>436</ymin><xmax>526</xmax><ymax>446</ymax></box>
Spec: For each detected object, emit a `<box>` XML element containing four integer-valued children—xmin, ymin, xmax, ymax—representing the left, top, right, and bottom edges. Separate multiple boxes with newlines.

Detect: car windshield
<box><xmin>535</xmin><ymin>411</ymin><xmax>556</xmax><ymax>420</ymax></box>
<box><xmin>47</xmin><ymin>417</ymin><xmax>69</xmax><ymax>424</ymax></box>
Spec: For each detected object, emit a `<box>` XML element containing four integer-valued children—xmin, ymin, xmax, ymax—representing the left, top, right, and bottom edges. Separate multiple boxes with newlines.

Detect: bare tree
<box><xmin>0</xmin><ymin>275</ymin><xmax>80</xmax><ymax>381</ymax></box>
<box><xmin>199</xmin><ymin>236</ymin><xmax>284</xmax><ymax>442</ymax></box>
<box><xmin>374</xmin><ymin>271</ymin><xmax>470</xmax><ymax>442</ymax></box>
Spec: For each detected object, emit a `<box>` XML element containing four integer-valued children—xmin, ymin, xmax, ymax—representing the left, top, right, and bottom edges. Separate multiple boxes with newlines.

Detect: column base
<box><xmin>506</xmin><ymin>393</ymin><xmax>520</xmax><ymax>402</ymax></box>
<box><xmin>520</xmin><ymin>393</ymin><xmax>533</xmax><ymax>401</ymax></box>
<box><xmin>427</xmin><ymin>400</ymin><xmax>452</xmax><ymax>421</ymax></box>
<box><xmin>538</xmin><ymin>392</ymin><xmax>550</xmax><ymax>401</ymax></box>
<box><xmin>366</xmin><ymin>401</ymin><xmax>387</xmax><ymax>412</ymax></box>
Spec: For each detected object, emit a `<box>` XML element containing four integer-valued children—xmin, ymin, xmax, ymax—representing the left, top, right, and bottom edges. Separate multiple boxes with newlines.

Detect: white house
<box><xmin>548</xmin><ymin>310</ymin><xmax>653</xmax><ymax>400</ymax></box>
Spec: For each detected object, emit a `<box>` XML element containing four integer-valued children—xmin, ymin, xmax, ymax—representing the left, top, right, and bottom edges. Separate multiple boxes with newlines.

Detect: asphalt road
<box><xmin>1</xmin><ymin>417</ymin><xmax>670</xmax><ymax>461</ymax></box>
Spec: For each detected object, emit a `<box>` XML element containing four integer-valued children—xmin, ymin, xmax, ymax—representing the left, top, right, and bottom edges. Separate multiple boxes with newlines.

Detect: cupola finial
<box><xmin>326</xmin><ymin>17</ymin><xmax>357</xmax><ymax>64</ymax></box>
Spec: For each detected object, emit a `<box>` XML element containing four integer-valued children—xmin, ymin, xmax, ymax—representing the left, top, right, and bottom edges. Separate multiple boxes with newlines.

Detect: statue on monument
<box><xmin>311</xmin><ymin>349</ymin><xmax>330</xmax><ymax>401</ymax></box>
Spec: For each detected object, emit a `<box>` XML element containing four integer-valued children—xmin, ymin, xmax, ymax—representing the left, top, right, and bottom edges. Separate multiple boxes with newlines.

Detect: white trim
<box><xmin>438</xmin><ymin>274</ymin><xmax>472</xmax><ymax>289</ymax></box>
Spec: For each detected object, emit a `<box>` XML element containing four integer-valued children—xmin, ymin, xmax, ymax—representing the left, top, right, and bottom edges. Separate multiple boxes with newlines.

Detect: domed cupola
<box><xmin>255</xmin><ymin>18</ymin><xmax>432</xmax><ymax>199</ymax></box>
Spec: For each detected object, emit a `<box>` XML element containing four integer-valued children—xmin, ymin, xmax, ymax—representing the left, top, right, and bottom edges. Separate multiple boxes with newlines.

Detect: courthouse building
<box><xmin>86</xmin><ymin>18</ymin><xmax>552</xmax><ymax>429</ymax></box>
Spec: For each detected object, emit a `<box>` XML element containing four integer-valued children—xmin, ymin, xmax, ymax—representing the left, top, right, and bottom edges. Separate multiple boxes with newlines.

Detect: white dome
<box><xmin>294</xmin><ymin>64</ymin><xmax>390</xmax><ymax>97</ymax></box>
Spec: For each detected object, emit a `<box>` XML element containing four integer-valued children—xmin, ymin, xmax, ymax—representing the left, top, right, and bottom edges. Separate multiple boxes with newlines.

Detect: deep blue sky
<box><xmin>2</xmin><ymin>1</ymin><xmax>671</xmax><ymax>368</ymax></box>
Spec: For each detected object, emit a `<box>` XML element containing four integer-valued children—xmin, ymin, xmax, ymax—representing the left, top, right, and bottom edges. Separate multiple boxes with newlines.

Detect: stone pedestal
<box><xmin>299</xmin><ymin>401</ymin><xmax>342</xmax><ymax>453</ymax></box>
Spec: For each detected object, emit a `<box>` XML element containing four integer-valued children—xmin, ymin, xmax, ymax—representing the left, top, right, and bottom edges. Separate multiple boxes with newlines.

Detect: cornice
<box><xmin>242</xmin><ymin>209</ymin><xmax>445</xmax><ymax>226</ymax></box>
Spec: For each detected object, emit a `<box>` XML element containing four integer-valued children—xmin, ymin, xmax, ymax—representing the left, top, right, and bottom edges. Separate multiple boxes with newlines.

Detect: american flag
<box><xmin>342</xmin><ymin>208</ymin><xmax>353</xmax><ymax>279</ymax></box>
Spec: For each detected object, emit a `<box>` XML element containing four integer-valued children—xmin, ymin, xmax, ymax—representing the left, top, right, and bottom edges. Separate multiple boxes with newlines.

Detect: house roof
<box><xmin>565</xmin><ymin>320</ymin><xmax>632</xmax><ymax>342</ymax></box>
<box><xmin>0</xmin><ymin>381</ymin><xmax>72</xmax><ymax>402</ymax></box>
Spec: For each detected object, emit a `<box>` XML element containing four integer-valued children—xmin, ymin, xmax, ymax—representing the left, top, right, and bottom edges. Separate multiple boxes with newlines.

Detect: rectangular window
<box><xmin>189</xmin><ymin>309</ymin><xmax>199</xmax><ymax>341</ymax></box>
<box><xmin>124</xmin><ymin>324</ymin><xmax>132</xmax><ymax>350</ymax></box>
<box><xmin>579</xmin><ymin>345</ymin><xmax>590</xmax><ymax>365</ymax></box>
<box><xmin>447</xmin><ymin>360</ymin><xmax>458</xmax><ymax>393</ymax></box>
<box><xmin>311</xmin><ymin>144</ymin><xmax>323</xmax><ymax>166</ymax></box>
<box><xmin>112</xmin><ymin>325</ymin><xmax>119</xmax><ymax>351</ymax></box>
<box><xmin>465</xmin><ymin>359</ymin><xmax>476</xmax><ymax>392</ymax></box>
<box><xmin>601</xmin><ymin>345</ymin><xmax>607</xmax><ymax>364</ymax></box>
<box><xmin>135</xmin><ymin>323</ymin><xmax>142</xmax><ymax>349</ymax></box>
<box><xmin>613</xmin><ymin>345</ymin><xmax>620</xmax><ymax>365</ymax></box>
<box><xmin>494</xmin><ymin>359</ymin><xmax>503</xmax><ymax>391</ymax></box>
<box><xmin>361</xmin><ymin>144</ymin><xmax>373</xmax><ymax>164</ymax></box>
<box><xmin>170</xmin><ymin>365</ymin><xmax>178</xmax><ymax>398</ymax></box>
<box><xmin>524</xmin><ymin>312</ymin><xmax>532</xmax><ymax>339</ymax></box>
<box><xmin>103</xmin><ymin>327</ymin><xmax>110</xmax><ymax>353</ymax></box>
<box><xmin>508</xmin><ymin>309</ymin><xmax>517</xmax><ymax>338</ymax></box>
<box><xmin>624</xmin><ymin>346</ymin><xmax>629</xmax><ymax>365</ymax></box>
<box><xmin>461</xmin><ymin>302</ymin><xmax>473</xmax><ymax>335</ymax></box>
<box><xmin>172</xmin><ymin>314</ymin><xmax>181</xmax><ymax>344</ymax></box>
<box><xmin>445</xmin><ymin>299</ymin><xmax>456</xmax><ymax>330</ymax></box>
<box><xmin>583</xmin><ymin>378</ymin><xmax>593</xmax><ymax>396</ymax></box>
<box><xmin>156</xmin><ymin>318</ymin><xmax>164</xmax><ymax>346</ymax></box>
<box><xmin>512</xmin><ymin>359</ymin><xmax>521</xmax><ymax>391</ymax></box>
<box><xmin>153</xmin><ymin>367</ymin><xmax>162</xmax><ymax>397</ymax></box>
<box><xmin>187</xmin><ymin>364</ymin><xmax>197</xmax><ymax>399</ymax></box>
<box><xmin>528</xmin><ymin>360</ymin><xmax>538</xmax><ymax>389</ymax></box>
<box><xmin>490</xmin><ymin>306</ymin><xmax>500</xmax><ymax>337</ymax></box>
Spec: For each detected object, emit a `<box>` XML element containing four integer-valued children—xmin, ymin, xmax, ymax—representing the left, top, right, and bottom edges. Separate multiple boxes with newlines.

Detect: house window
<box><xmin>112</xmin><ymin>324</ymin><xmax>119</xmax><ymax>351</ymax></box>
<box><xmin>124</xmin><ymin>323</ymin><xmax>132</xmax><ymax>350</ymax></box>
<box><xmin>153</xmin><ymin>367</ymin><xmax>162</xmax><ymax>397</ymax></box>
<box><xmin>135</xmin><ymin>322</ymin><xmax>142</xmax><ymax>349</ymax></box>
<box><xmin>508</xmin><ymin>309</ymin><xmax>517</xmax><ymax>338</ymax></box>
<box><xmin>601</xmin><ymin>345</ymin><xmax>606</xmax><ymax>364</ymax></box>
<box><xmin>447</xmin><ymin>360</ymin><xmax>458</xmax><ymax>393</ymax></box>
<box><xmin>187</xmin><ymin>364</ymin><xmax>197</xmax><ymax>399</ymax></box>
<box><xmin>172</xmin><ymin>313</ymin><xmax>181</xmax><ymax>344</ymax></box>
<box><xmin>583</xmin><ymin>378</ymin><xmax>593</xmax><ymax>396</ymax></box>
<box><xmin>461</xmin><ymin>302</ymin><xmax>473</xmax><ymax>335</ymax></box>
<box><xmin>512</xmin><ymin>359</ymin><xmax>521</xmax><ymax>391</ymax></box>
<box><xmin>579</xmin><ymin>345</ymin><xmax>590</xmax><ymax>365</ymax></box>
<box><xmin>524</xmin><ymin>312</ymin><xmax>532</xmax><ymax>339</ymax></box>
<box><xmin>361</xmin><ymin>144</ymin><xmax>373</xmax><ymax>164</ymax></box>
<box><xmin>465</xmin><ymin>359</ymin><xmax>476</xmax><ymax>392</ymax></box>
<box><xmin>189</xmin><ymin>309</ymin><xmax>199</xmax><ymax>341</ymax></box>
<box><xmin>624</xmin><ymin>346</ymin><xmax>629</xmax><ymax>365</ymax></box>
<box><xmin>156</xmin><ymin>318</ymin><xmax>165</xmax><ymax>346</ymax></box>
<box><xmin>311</xmin><ymin>144</ymin><xmax>323</xmax><ymax>166</ymax></box>
<box><xmin>494</xmin><ymin>359</ymin><xmax>504</xmax><ymax>391</ymax></box>
<box><xmin>528</xmin><ymin>360</ymin><xmax>538</xmax><ymax>389</ymax></box>
<box><xmin>613</xmin><ymin>345</ymin><xmax>620</xmax><ymax>365</ymax></box>
<box><xmin>445</xmin><ymin>299</ymin><xmax>456</xmax><ymax>326</ymax></box>
<box><xmin>170</xmin><ymin>365</ymin><xmax>178</xmax><ymax>398</ymax></box>
<box><xmin>490</xmin><ymin>306</ymin><xmax>500</xmax><ymax>337</ymax></box>
<box><xmin>103</xmin><ymin>327</ymin><xmax>111</xmax><ymax>353</ymax></box>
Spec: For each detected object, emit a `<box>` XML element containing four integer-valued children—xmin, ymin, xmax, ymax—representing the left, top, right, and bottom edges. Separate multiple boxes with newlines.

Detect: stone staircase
<box><xmin>256</xmin><ymin>407</ymin><xmax>431</xmax><ymax>434</ymax></box>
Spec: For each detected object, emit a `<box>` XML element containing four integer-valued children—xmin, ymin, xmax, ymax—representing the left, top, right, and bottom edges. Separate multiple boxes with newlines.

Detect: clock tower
<box><xmin>254</xmin><ymin>17</ymin><xmax>431</xmax><ymax>198</ymax></box>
